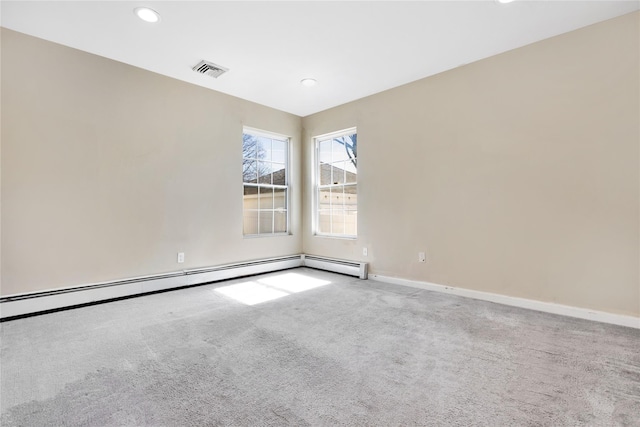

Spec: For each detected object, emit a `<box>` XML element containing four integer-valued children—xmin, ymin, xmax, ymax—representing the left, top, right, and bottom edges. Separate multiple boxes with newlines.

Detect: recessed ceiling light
<box><xmin>496</xmin><ymin>0</ymin><xmax>515</xmax><ymax>3</ymax></box>
<box><xmin>134</xmin><ymin>7</ymin><xmax>160</xmax><ymax>23</ymax></box>
<box><xmin>301</xmin><ymin>78</ymin><xmax>317</xmax><ymax>87</ymax></box>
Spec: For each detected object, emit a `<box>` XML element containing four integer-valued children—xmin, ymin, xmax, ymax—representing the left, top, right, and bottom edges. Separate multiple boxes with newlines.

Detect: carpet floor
<box><xmin>1</xmin><ymin>267</ymin><xmax>639</xmax><ymax>426</ymax></box>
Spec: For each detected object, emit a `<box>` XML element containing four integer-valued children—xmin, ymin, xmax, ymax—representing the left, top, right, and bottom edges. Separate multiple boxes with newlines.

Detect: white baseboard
<box><xmin>0</xmin><ymin>254</ymin><xmax>369</xmax><ymax>320</ymax></box>
<box><xmin>0</xmin><ymin>256</ymin><xmax>303</xmax><ymax>319</ymax></box>
<box><xmin>370</xmin><ymin>274</ymin><xmax>640</xmax><ymax>330</ymax></box>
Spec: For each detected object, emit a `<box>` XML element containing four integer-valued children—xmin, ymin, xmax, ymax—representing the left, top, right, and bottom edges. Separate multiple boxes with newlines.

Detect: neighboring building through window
<box><xmin>242</xmin><ymin>128</ymin><xmax>289</xmax><ymax>236</ymax></box>
<box><xmin>315</xmin><ymin>128</ymin><xmax>357</xmax><ymax>237</ymax></box>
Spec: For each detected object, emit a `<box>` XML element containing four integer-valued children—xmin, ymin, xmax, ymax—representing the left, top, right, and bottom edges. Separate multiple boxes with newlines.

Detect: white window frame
<box><xmin>242</xmin><ymin>127</ymin><xmax>290</xmax><ymax>237</ymax></box>
<box><xmin>313</xmin><ymin>127</ymin><xmax>358</xmax><ymax>239</ymax></box>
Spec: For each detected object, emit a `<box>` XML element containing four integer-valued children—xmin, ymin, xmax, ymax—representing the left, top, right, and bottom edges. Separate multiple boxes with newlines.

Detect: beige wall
<box><xmin>1</xmin><ymin>28</ymin><xmax>302</xmax><ymax>295</ymax></box>
<box><xmin>302</xmin><ymin>12</ymin><xmax>640</xmax><ymax>317</ymax></box>
<box><xmin>2</xmin><ymin>12</ymin><xmax>639</xmax><ymax>318</ymax></box>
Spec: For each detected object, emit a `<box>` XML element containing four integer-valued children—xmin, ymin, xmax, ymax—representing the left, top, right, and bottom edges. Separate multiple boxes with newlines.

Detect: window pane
<box><xmin>318</xmin><ymin>140</ymin><xmax>332</xmax><ymax>164</ymax></box>
<box><xmin>272</xmin><ymin>139</ymin><xmax>287</xmax><ymax>163</ymax></box>
<box><xmin>243</xmin><ymin>185</ymin><xmax>258</xmax><ymax>209</ymax></box>
<box><xmin>243</xmin><ymin>210</ymin><xmax>258</xmax><ymax>235</ymax></box>
<box><xmin>331</xmin><ymin>187</ymin><xmax>344</xmax><ymax>209</ymax></box>
<box><xmin>318</xmin><ymin>210</ymin><xmax>331</xmax><ymax>234</ymax></box>
<box><xmin>242</xmin><ymin>134</ymin><xmax>259</xmax><ymax>160</ymax></box>
<box><xmin>344</xmin><ymin>160</ymin><xmax>357</xmax><ymax>182</ymax></box>
<box><xmin>274</xmin><ymin>210</ymin><xmax>287</xmax><ymax>233</ymax></box>
<box><xmin>243</xmin><ymin>159</ymin><xmax>257</xmax><ymax>183</ymax></box>
<box><xmin>274</xmin><ymin>188</ymin><xmax>286</xmax><ymax>209</ymax></box>
<box><xmin>332</xmin><ymin>134</ymin><xmax>356</xmax><ymax>164</ymax></box>
<box><xmin>319</xmin><ymin>162</ymin><xmax>331</xmax><ymax>185</ymax></box>
<box><xmin>259</xmin><ymin>211</ymin><xmax>274</xmax><ymax>234</ymax></box>
<box><xmin>345</xmin><ymin>210</ymin><xmax>357</xmax><ymax>236</ymax></box>
<box><xmin>344</xmin><ymin>133</ymin><xmax>357</xmax><ymax>155</ymax></box>
<box><xmin>272</xmin><ymin>162</ymin><xmax>286</xmax><ymax>185</ymax></box>
<box><xmin>344</xmin><ymin>185</ymin><xmax>357</xmax><ymax>209</ymax></box>
<box><xmin>318</xmin><ymin>189</ymin><xmax>331</xmax><ymax>210</ymax></box>
<box><xmin>331</xmin><ymin>162</ymin><xmax>346</xmax><ymax>184</ymax></box>
<box><xmin>331</xmin><ymin>138</ymin><xmax>351</xmax><ymax>163</ymax></box>
<box><xmin>258</xmin><ymin>187</ymin><xmax>273</xmax><ymax>209</ymax></box>
<box><xmin>257</xmin><ymin>137</ymin><xmax>271</xmax><ymax>160</ymax></box>
<box><xmin>331</xmin><ymin>209</ymin><xmax>345</xmax><ymax>235</ymax></box>
<box><xmin>257</xmin><ymin>161</ymin><xmax>272</xmax><ymax>184</ymax></box>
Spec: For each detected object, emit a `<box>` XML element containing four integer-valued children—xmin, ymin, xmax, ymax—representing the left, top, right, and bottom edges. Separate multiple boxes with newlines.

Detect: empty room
<box><xmin>1</xmin><ymin>1</ymin><xmax>639</xmax><ymax>425</ymax></box>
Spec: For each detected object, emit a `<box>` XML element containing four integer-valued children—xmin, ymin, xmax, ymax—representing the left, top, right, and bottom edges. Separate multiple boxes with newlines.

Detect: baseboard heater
<box><xmin>0</xmin><ymin>254</ymin><xmax>367</xmax><ymax>320</ymax></box>
<box><xmin>302</xmin><ymin>254</ymin><xmax>368</xmax><ymax>280</ymax></box>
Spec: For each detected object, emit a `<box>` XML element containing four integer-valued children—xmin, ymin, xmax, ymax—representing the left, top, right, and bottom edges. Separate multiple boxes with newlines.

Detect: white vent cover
<box><xmin>192</xmin><ymin>60</ymin><xmax>228</xmax><ymax>78</ymax></box>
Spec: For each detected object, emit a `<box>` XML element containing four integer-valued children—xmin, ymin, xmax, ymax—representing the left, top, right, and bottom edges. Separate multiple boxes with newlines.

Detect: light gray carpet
<box><xmin>1</xmin><ymin>267</ymin><xmax>639</xmax><ymax>426</ymax></box>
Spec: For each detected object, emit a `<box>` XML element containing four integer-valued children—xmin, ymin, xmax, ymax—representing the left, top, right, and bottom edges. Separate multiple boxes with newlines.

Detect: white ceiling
<box><xmin>2</xmin><ymin>1</ymin><xmax>638</xmax><ymax>117</ymax></box>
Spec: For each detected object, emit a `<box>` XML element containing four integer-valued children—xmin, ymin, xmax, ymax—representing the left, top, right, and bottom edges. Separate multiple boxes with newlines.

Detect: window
<box><xmin>315</xmin><ymin>128</ymin><xmax>357</xmax><ymax>237</ymax></box>
<box><xmin>242</xmin><ymin>128</ymin><xmax>289</xmax><ymax>236</ymax></box>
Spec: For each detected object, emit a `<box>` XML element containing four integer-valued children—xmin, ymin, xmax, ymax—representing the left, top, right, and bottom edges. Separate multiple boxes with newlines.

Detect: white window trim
<box><xmin>313</xmin><ymin>127</ymin><xmax>358</xmax><ymax>239</ymax></box>
<box><xmin>242</xmin><ymin>127</ymin><xmax>291</xmax><ymax>237</ymax></box>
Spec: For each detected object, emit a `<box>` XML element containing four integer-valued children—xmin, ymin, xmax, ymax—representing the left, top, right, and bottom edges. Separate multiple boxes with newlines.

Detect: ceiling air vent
<box><xmin>192</xmin><ymin>60</ymin><xmax>228</xmax><ymax>78</ymax></box>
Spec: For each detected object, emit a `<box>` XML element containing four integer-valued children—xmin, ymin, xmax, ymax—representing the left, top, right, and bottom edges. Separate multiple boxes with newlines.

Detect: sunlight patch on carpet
<box><xmin>215</xmin><ymin>273</ymin><xmax>331</xmax><ymax>305</ymax></box>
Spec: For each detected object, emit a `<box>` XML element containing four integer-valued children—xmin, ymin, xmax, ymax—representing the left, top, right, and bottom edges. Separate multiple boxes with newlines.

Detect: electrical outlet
<box><xmin>363</xmin><ymin>247</ymin><xmax>368</xmax><ymax>256</ymax></box>
<box><xmin>418</xmin><ymin>252</ymin><xmax>426</xmax><ymax>263</ymax></box>
<box><xmin>177</xmin><ymin>252</ymin><xmax>185</xmax><ymax>263</ymax></box>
